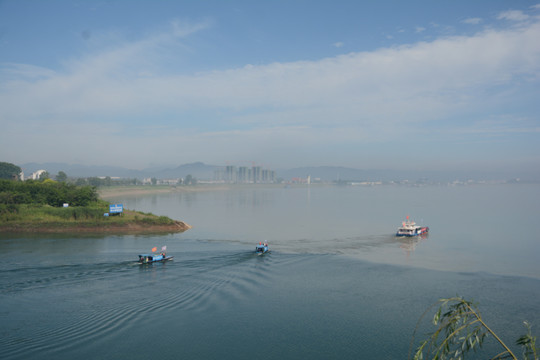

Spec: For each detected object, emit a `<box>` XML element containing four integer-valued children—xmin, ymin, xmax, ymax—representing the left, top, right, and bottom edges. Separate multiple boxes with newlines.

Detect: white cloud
<box><xmin>0</xmin><ymin>63</ymin><xmax>57</xmax><ymax>80</ymax></box>
<box><xmin>462</xmin><ymin>17</ymin><xmax>482</xmax><ymax>25</ymax></box>
<box><xmin>3</xmin><ymin>20</ymin><xmax>540</xmax><ymax>118</ymax></box>
<box><xmin>497</xmin><ymin>10</ymin><xmax>529</xmax><ymax>22</ymax></box>
<box><xmin>333</xmin><ymin>42</ymin><xmax>344</xmax><ymax>48</ymax></box>
<box><xmin>170</xmin><ymin>18</ymin><xmax>213</xmax><ymax>38</ymax></box>
<box><xmin>1</xmin><ymin>16</ymin><xmax>540</xmax><ymax>169</ymax></box>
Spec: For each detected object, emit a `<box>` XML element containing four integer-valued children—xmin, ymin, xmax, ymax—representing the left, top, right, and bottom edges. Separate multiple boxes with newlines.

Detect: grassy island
<box><xmin>0</xmin><ymin>179</ymin><xmax>191</xmax><ymax>234</ymax></box>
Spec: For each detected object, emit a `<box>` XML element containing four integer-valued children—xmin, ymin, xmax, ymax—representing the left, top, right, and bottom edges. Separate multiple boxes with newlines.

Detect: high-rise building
<box><xmin>252</xmin><ymin>166</ymin><xmax>261</xmax><ymax>183</ymax></box>
<box><xmin>225</xmin><ymin>165</ymin><xmax>236</xmax><ymax>183</ymax></box>
<box><xmin>238</xmin><ymin>166</ymin><xmax>249</xmax><ymax>183</ymax></box>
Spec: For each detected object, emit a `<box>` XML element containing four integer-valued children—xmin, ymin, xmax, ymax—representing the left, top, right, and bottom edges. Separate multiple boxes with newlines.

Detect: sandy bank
<box><xmin>98</xmin><ymin>184</ymin><xmax>234</xmax><ymax>198</ymax></box>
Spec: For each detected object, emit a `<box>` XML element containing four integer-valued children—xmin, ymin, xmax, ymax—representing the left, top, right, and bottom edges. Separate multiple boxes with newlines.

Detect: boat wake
<box><xmin>0</xmin><ymin>251</ymin><xmax>283</xmax><ymax>360</ymax></box>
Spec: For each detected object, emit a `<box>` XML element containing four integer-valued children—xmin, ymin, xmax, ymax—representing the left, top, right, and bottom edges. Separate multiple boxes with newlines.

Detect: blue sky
<box><xmin>1</xmin><ymin>0</ymin><xmax>539</xmax><ymax>176</ymax></box>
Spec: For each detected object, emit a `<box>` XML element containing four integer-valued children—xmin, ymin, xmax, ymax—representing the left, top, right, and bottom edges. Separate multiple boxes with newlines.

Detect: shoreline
<box><xmin>1</xmin><ymin>184</ymin><xmax>313</xmax><ymax>235</ymax></box>
<box><xmin>0</xmin><ymin>208</ymin><xmax>192</xmax><ymax>234</ymax></box>
<box><xmin>0</xmin><ymin>220</ymin><xmax>191</xmax><ymax>234</ymax></box>
<box><xmin>97</xmin><ymin>183</ymin><xmax>323</xmax><ymax>198</ymax></box>
<box><xmin>98</xmin><ymin>184</ymin><xmax>235</xmax><ymax>198</ymax></box>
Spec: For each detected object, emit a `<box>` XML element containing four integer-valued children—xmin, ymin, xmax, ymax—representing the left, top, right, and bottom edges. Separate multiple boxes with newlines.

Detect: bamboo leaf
<box><xmin>434</xmin><ymin>308</ymin><xmax>442</xmax><ymax>325</ymax></box>
<box><xmin>410</xmin><ymin>296</ymin><xmax>525</xmax><ymax>360</ymax></box>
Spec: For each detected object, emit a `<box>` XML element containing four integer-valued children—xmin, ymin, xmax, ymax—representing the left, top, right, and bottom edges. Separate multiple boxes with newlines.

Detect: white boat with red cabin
<box><xmin>396</xmin><ymin>216</ymin><xmax>429</xmax><ymax>237</ymax></box>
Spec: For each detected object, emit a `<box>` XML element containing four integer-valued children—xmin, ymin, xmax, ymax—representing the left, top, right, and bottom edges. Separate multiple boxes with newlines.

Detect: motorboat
<box><xmin>255</xmin><ymin>242</ymin><xmax>269</xmax><ymax>255</ymax></box>
<box><xmin>138</xmin><ymin>253</ymin><xmax>173</xmax><ymax>264</ymax></box>
<box><xmin>138</xmin><ymin>246</ymin><xmax>172</xmax><ymax>264</ymax></box>
<box><xmin>396</xmin><ymin>216</ymin><xmax>429</xmax><ymax>237</ymax></box>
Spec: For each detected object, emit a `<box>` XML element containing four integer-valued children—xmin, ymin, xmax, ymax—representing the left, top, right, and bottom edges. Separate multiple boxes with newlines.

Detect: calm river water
<box><xmin>1</xmin><ymin>184</ymin><xmax>539</xmax><ymax>359</ymax></box>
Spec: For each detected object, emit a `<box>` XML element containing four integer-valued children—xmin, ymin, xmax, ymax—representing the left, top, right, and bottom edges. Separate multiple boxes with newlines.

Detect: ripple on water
<box><xmin>0</xmin><ymin>250</ymin><xmax>286</xmax><ymax>359</ymax></box>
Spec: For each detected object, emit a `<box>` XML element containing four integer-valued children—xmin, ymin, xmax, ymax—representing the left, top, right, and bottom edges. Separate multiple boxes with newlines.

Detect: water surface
<box><xmin>1</xmin><ymin>184</ymin><xmax>539</xmax><ymax>359</ymax></box>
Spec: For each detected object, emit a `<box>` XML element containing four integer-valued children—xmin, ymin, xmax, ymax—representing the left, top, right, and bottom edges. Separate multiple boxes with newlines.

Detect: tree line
<box><xmin>0</xmin><ymin>179</ymin><xmax>99</xmax><ymax>208</ymax></box>
<box><xmin>1</xmin><ymin>161</ymin><xmax>199</xmax><ymax>187</ymax></box>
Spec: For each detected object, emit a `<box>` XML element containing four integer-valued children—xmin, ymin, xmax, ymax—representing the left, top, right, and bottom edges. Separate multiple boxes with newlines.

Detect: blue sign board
<box><xmin>109</xmin><ymin>204</ymin><xmax>124</xmax><ymax>214</ymax></box>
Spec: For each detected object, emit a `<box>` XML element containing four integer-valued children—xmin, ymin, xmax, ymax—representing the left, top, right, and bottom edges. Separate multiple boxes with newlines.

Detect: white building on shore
<box><xmin>31</xmin><ymin>170</ymin><xmax>47</xmax><ymax>180</ymax></box>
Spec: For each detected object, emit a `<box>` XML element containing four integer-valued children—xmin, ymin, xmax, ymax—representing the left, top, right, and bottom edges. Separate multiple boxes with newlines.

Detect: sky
<box><xmin>1</xmin><ymin>0</ymin><xmax>539</xmax><ymax>176</ymax></box>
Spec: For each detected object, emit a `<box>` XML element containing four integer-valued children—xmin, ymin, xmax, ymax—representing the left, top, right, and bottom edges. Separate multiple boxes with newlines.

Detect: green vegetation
<box><xmin>410</xmin><ymin>296</ymin><xmax>538</xmax><ymax>360</ymax></box>
<box><xmin>56</xmin><ymin>171</ymin><xmax>67</xmax><ymax>182</ymax></box>
<box><xmin>0</xmin><ymin>162</ymin><xmax>22</xmax><ymax>180</ymax></box>
<box><xmin>0</xmin><ymin>178</ymin><xmax>98</xmax><ymax>207</ymax></box>
<box><xmin>0</xmin><ymin>178</ymin><xmax>185</xmax><ymax>232</ymax></box>
<box><xmin>75</xmin><ymin>176</ymin><xmax>142</xmax><ymax>187</ymax></box>
<box><xmin>72</xmin><ymin>174</ymin><xmax>197</xmax><ymax>187</ymax></box>
<box><xmin>184</xmin><ymin>174</ymin><xmax>197</xmax><ymax>185</ymax></box>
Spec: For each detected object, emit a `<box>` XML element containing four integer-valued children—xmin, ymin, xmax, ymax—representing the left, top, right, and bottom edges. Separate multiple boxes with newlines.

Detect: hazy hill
<box><xmin>154</xmin><ymin>162</ymin><xmax>221</xmax><ymax>179</ymax></box>
<box><xmin>277</xmin><ymin>166</ymin><xmax>431</xmax><ymax>182</ymax></box>
<box><xmin>17</xmin><ymin>162</ymin><xmax>537</xmax><ymax>183</ymax></box>
<box><xmin>20</xmin><ymin>162</ymin><xmax>144</xmax><ymax>178</ymax></box>
<box><xmin>277</xmin><ymin>166</ymin><xmax>534</xmax><ymax>182</ymax></box>
<box><xmin>19</xmin><ymin>162</ymin><xmax>221</xmax><ymax>180</ymax></box>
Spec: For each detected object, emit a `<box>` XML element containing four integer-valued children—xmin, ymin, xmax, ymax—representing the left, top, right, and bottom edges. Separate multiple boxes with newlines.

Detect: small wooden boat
<box><xmin>138</xmin><ymin>245</ymin><xmax>173</xmax><ymax>264</ymax></box>
<box><xmin>138</xmin><ymin>253</ymin><xmax>173</xmax><ymax>264</ymax></box>
<box><xmin>255</xmin><ymin>242</ymin><xmax>269</xmax><ymax>255</ymax></box>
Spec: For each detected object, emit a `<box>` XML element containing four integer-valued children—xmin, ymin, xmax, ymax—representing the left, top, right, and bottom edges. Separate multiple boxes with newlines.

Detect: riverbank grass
<box><xmin>0</xmin><ymin>179</ymin><xmax>190</xmax><ymax>233</ymax></box>
<box><xmin>0</xmin><ymin>203</ymin><xmax>185</xmax><ymax>232</ymax></box>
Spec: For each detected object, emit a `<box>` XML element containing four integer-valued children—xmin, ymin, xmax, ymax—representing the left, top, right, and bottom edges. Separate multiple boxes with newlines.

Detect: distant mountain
<box><xmin>17</xmin><ymin>162</ymin><xmax>538</xmax><ymax>182</ymax></box>
<box><xmin>19</xmin><ymin>162</ymin><xmax>145</xmax><ymax>178</ymax></box>
<box><xmin>277</xmin><ymin>166</ymin><xmax>368</xmax><ymax>182</ymax></box>
<box><xmin>154</xmin><ymin>162</ymin><xmax>221</xmax><ymax>179</ymax></box>
<box><xmin>19</xmin><ymin>162</ymin><xmax>222</xmax><ymax>180</ymax></box>
<box><xmin>276</xmin><ymin>166</ymin><xmax>428</xmax><ymax>182</ymax></box>
<box><xmin>275</xmin><ymin>166</ymin><xmax>534</xmax><ymax>182</ymax></box>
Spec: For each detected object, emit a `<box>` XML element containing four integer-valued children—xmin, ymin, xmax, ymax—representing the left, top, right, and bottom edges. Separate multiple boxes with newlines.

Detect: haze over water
<box><xmin>120</xmin><ymin>183</ymin><xmax>540</xmax><ymax>278</ymax></box>
<box><xmin>1</xmin><ymin>183</ymin><xmax>539</xmax><ymax>359</ymax></box>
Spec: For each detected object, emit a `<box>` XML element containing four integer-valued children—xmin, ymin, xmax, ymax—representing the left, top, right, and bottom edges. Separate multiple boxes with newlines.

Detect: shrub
<box><xmin>0</xmin><ymin>179</ymin><xmax>98</xmax><ymax>207</ymax></box>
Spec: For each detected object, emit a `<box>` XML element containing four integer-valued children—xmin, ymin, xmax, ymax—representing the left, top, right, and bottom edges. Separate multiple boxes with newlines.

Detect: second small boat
<box><xmin>255</xmin><ymin>242</ymin><xmax>269</xmax><ymax>255</ymax></box>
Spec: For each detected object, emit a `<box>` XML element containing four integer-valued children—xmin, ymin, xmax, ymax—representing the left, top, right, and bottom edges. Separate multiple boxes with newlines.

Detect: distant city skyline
<box><xmin>15</xmin><ymin>160</ymin><xmax>538</xmax><ymax>183</ymax></box>
<box><xmin>1</xmin><ymin>1</ymin><xmax>539</xmax><ymax>178</ymax></box>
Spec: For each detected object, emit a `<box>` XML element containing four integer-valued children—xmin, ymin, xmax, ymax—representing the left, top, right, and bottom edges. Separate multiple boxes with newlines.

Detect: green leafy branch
<box><xmin>409</xmin><ymin>296</ymin><xmax>538</xmax><ymax>360</ymax></box>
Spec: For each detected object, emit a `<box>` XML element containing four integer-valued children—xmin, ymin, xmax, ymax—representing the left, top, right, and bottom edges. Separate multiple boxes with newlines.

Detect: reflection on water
<box><xmin>398</xmin><ymin>233</ymin><xmax>428</xmax><ymax>257</ymax></box>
